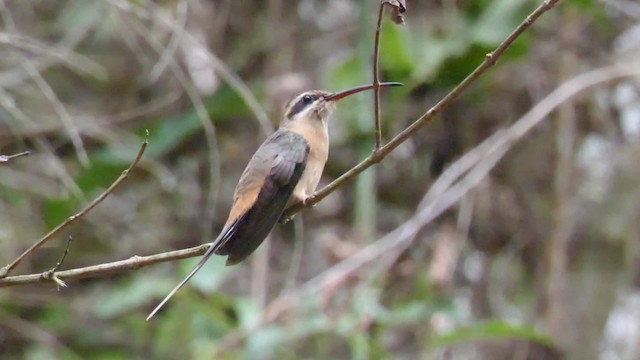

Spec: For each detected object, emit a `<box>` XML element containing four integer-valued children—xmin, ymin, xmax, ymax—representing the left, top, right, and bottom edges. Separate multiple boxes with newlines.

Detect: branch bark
<box><xmin>211</xmin><ymin>62</ymin><xmax>640</xmax><ymax>355</ymax></box>
<box><xmin>0</xmin><ymin>0</ymin><xmax>567</xmax><ymax>287</ymax></box>
<box><xmin>0</xmin><ymin>244</ymin><xmax>209</xmax><ymax>287</ymax></box>
<box><xmin>0</xmin><ymin>150</ymin><xmax>30</xmax><ymax>163</ymax></box>
<box><xmin>280</xmin><ymin>0</ymin><xmax>560</xmax><ymax>222</ymax></box>
<box><xmin>0</xmin><ymin>137</ymin><xmax>147</xmax><ymax>278</ymax></box>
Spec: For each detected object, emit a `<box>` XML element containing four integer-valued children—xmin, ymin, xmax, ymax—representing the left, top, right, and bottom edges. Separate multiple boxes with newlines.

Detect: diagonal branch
<box><xmin>0</xmin><ymin>135</ymin><xmax>148</xmax><ymax>278</ymax></box>
<box><xmin>0</xmin><ymin>0</ymin><xmax>565</xmax><ymax>288</ymax></box>
<box><xmin>210</xmin><ymin>62</ymin><xmax>640</xmax><ymax>355</ymax></box>
<box><xmin>1</xmin><ymin>64</ymin><xmax>636</xmax><ymax>289</ymax></box>
<box><xmin>280</xmin><ymin>0</ymin><xmax>560</xmax><ymax>222</ymax></box>
<box><xmin>0</xmin><ymin>150</ymin><xmax>30</xmax><ymax>163</ymax></box>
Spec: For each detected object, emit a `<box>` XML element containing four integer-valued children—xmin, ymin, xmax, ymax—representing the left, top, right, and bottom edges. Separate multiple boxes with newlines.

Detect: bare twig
<box><xmin>0</xmin><ymin>244</ymin><xmax>209</xmax><ymax>287</ymax></box>
<box><xmin>149</xmin><ymin>0</ymin><xmax>188</xmax><ymax>83</ymax></box>
<box><xmin>21</xmin><ymin>58</ymin><xmax>89</xmax><ymax>166</ymax></box>
<box><xmin>124</xmin><ymin>16</ymin><xmax>221</xmax><ymax>243</ymax></box>
<box><xmin>281</xmin><ymin>0</ymin><xmax>561</xmax><ymax>222</ymax></box>
<box><xmin>0</xmin><ymin>309</ymin><xmax>80</xmax><ymax>356</ymax></box>
<box><xmin>372</xmin><ymin>2</ymin><xmax>386</xmax><ymax>150</ymax></box>
<box><xmin>0</xmin><ymin>150</ymin><xmax>30</xmax><ymax>163</ymax></box>
<box><xmin>0</xmin><ymin>135</ymin><xmax>148</xmax><ymax>279</ymax></box>
<box><xmin>106</xmin><ymin>0</ymin><xmax>274</xmax><ymax>136</ymax></box>
<box><xmin>372</xmin><ymin>1</ymin><xmax>406</xmax><ymax>149</ymax></box>
<box><xmin>0</xmin><ymin>0</ymin><xmax>571</xmax><ymax>288</ymax></box>
<box><xmin>211</xmin><ymin>62</ymin><xmax>640</xmax><ymax>355</ymax></box>
<box><xmin>0</xmin><ymin>31</ymin><xmax>107</xmax><ymax>89</ymax></box>
<box><xmin>0</xmin><ymin>91</ymin><xmax>182</xmax><ymax>145</ymax></box>
<box><xmin>0</xmin><ymin>63</ymin><xmax>83</xmax><ymax>198</ymax></box>
<box><xmin>42</xmin><ymin>236</ymin><xmax>73</xmax><ymax>289</ymax></box>
<box><xmin>0</xmin><ymin>63</ymin><xmax>634</xmax><ymax>289</ymax></box>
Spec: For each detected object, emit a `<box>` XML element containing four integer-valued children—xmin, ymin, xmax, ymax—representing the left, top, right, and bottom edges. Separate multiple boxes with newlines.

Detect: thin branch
<box><xmin>211</xmin><ymin>62</ymin><xmax>640</xmax><ymax>355</ymax></box>
<box><xmin>22</xmin><ymin>58</ymin><xmax>90</xmax><ymax>166</ymax></box>
<box><xmin>0</xmin><ymin>150</ymin><xmax>30</xmax><ymax>163</ymax></box>
<box><xmin>280</xmin><ymin>0</ymin><xmax>560</xmax><ymax>223</ymax></box>
<box><xmin>0</xmin><ymin>0</ymin><xmax>572</xmax><ymax>288</ymax></box>
<box><xmin>124</xmin><ymin>15</ymin><xmax>221</xmax><ymax>245</ymax></box>
<box><xmin>149</xmin><ymin>0</ymin><xmax>188</xmax><ymax>83</ymax></box>
<box><xmin>0</xmin><ymin>31</ymin><xmax>107</xmax><ymax>89</ymax></box>
<box><xmin>372</xmin><ymin>2</ymin><xmax>386</xmax><ymax>150</ymax></box>
<box><xmin>0</xmin><ymin>244</ymin><xmax>209</xmax><ymax>287</ymax></box>
<box><xmin>372</xmin><ymin>1</ymin><xmax>406</xmax><ymax>150</ymax></box>
<box><xmin>0</xmin><ymin>135</ymin><xmax>148</xmax><ymax>278</ymax></box>
<box><xmin>42</xmin><ymin>236</ymin><xmax>73</xmax><ymax>289</ymax></box>
<box><xmin>0</xmin><ymin>59</ymin><xmax>83</xmax><ymax>198</ymax></box>
<box><xmin>106</xmin><ymin>0</ymin><xmax>274</xmax><ymax>136</ymax></box>
<box><xmin>1</xmin><ymin>62</ymin><xmax>636</xmax><ymax>289</ymax></box>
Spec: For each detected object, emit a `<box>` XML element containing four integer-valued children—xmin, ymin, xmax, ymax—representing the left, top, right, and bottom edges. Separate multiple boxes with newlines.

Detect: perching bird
<box><xmin>147</xmin><ymin>82</ymin><xmax>401</xmax><ymax>320</ymax></box>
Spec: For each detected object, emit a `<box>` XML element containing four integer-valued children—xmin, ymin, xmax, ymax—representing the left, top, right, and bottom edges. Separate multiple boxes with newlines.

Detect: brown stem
<box><xmin>373</xmin><ymin>2</ymin><xmax>386</xmax><ymax>150</ymax></box>
<box><xmin>280</xmin><ymin>0</ymin><xmax>559</xmax><ymax>222</ymax></box>
<box><xmin>0</xmin><ymin>0</ymin><xmax>563</xmax><ymax>288</ymax></box>
<box><xmin>0</xmin><ymin>136</ymin><xmax>148</xmax><ymax>278</ymax></box>
<box><xmin>2</xmin><ymin>64</ymin><xmax>636</xmax><ymax>290</ymax></box>
<box><xmin>0</xmin><ymin>244</ymin><xmax>209</xmax><ymax>287</ymax></box>
<box><xmin>42</xmin><ymin>236</ymin><xmax>73</xmax><ymax>288</ymax></box>
<box><xmin>0</xmin><ymin>150</ymin><xmax>30</xmax><ymax>163</ymax></box>
<box><xmin>214</xmin><ymin>62</ymin><xmax>640</xmax><ymax>356</ymax></box>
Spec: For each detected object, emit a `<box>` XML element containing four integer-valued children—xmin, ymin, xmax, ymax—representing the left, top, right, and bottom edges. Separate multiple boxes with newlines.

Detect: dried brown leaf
<box><xmin>384</xmin><ymin>0</ymin><xmax>407</xmax><ymax>25</ymax></box>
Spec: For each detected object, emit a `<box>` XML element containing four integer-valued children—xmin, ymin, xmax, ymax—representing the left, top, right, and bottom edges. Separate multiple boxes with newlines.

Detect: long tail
<box><xmin>146</xmin><ymin>227</ymin><xmax>233</xmax><ymax>320</ymax></box>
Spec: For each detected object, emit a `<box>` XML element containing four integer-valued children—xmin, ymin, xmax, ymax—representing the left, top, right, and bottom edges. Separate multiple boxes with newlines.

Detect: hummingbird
<box><xmin>147</xmin><ymin>81</ymin><xmax>401</xmax><ymax>320</ymax></box>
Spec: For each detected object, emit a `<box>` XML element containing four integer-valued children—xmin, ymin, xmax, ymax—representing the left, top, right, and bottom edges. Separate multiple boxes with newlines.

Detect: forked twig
<box><xmin>0</xmin><ymin>135</ymin><xmax>148</xmax><ymax>278</ymax></box>
<box><xmin>210</xmin><ymin>61</ymin><xmax>640</xmax><ymax>356</ymax></box>
<box><xmin>372</xmin><ymin>1</ymin><xmax>406</xmax><ymax>150</ymax></box>
<box><xmin>42</xmin><ymin>236</ymin><xmax>73</xmax><ymax>289</ymax></box>
<box><xmin>0</xmin><ymin>0</ymin><xmax>564</xmax><ymax>288</ymax></box>
<box><xmin>0</xmin><ymin>244</ymin><xmax>209</xmax><ymax>287</ymax></box>
<box><xmin>280</xmin><ymin>0</ymin><xmax>560</xmax><ymax>222</ymax></box>
<box><xmin>0</xmin><ymin>150</ymin><xmax>30</xmax><ymax>163</ymax></box>
<box><xmin>1</xmin><ymin>66</ymin><xmax>635</xmax><ymax>292</ymax></box>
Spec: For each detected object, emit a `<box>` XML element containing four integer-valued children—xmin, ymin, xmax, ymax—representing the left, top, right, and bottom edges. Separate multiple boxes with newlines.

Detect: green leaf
<box><xmin>42</xmin><ymin>198</ymin><xmax>79</xmax><ymax>229</ymax></box>
<box><xmin>472</xmin><ymin>0</ymin><xmax>533</xmax><ymax>45</ymax></box>
<box><xmin>91</xmin><ymin>85</ymin><xmax>256</xmax><ymax>165</ymax></box>
<box><xmin>329</xmin><ymin>55</ymin><xmax>362</xmax><ymax>92</ymax></box>
<box><xmin>380</xmin><ymin>20</ymin><xmax>414</xmax><ymax>79</ymax></box>
<box><xmin>431</xmin><ymin>320</ymin><xmax>554</xmax><ymax>348</ymax></box>
<box><xmin>433</xmin><ymin>44</ymin><xmax>493</xmax><ymax>87</ymax></box>
<box><xmin>94</xmin><ymin>276</ymin><xmax>167</xmax><ymax>318</ymax></box>
<box><xmin>412</xmin><ymin>32</ymin><xmax>471</xmax><ymax>82</ymax></box>
<box><xmin>75</xmin><ymin>161</ymin><xmax>123</xmax><ymax>193</ymax></box>
<box><xmin>183</xmin><ymin>254</ymin><xmax>232</xmax><ymax>293</ymax></box>
<box><xmin>245</xmin><ymin>325</ymin><xmax>285</xmax><ymax>360</ymax></box>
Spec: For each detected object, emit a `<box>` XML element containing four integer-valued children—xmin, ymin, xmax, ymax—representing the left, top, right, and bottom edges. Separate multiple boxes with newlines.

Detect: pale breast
<box><xmin>286</xmin><ymin>120</ymin><xmax>329</xmax><ymax>203</ymax></box>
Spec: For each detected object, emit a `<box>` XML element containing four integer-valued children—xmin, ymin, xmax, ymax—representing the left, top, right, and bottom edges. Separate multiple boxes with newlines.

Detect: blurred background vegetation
<box><xmin>1</xmin><ymin>0</ymin><xmax>640</xmax><ymax>359</ymax></box>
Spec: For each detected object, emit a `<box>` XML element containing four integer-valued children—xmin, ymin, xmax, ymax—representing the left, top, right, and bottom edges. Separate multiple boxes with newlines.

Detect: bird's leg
<box><xmin>290</xmin><ymin>190</ymin><xmax>308</xmax><ymax>207</ymax></box>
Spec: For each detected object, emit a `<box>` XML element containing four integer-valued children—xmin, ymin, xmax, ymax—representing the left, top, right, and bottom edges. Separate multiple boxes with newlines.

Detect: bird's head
<box><xmin>281</xmin><ymin>82</ymin><xmax>402</xmax><ymax>127</ymax></box>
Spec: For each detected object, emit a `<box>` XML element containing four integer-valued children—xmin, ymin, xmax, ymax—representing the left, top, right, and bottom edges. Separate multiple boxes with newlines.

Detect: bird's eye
<box><xmin>302</xmin><ymin>95</ymin><xmax>313</xmax><ymax>104</ymax></box>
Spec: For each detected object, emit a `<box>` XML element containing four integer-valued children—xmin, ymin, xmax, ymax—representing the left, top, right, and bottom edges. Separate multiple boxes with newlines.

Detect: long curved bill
<box><xmin>324</xmin><ymin>82</ymin><xmax>403</xmax><ymax>102</ymax></box>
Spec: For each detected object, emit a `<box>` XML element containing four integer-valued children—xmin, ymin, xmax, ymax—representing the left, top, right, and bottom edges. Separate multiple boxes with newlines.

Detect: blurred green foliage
<box><xmin>0</xmin><ymin>0</ymin><xmax>634</xmax><ymax>359</ymax></box>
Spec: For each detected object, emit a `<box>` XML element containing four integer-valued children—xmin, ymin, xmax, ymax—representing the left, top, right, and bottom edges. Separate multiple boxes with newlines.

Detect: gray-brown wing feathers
<box><xmin>214</xmin><ymin>130</ymin><xmax>309</xmax><ymax>264</ymax></box>
<box><xmin>146</xmin><ymin>130</ymin><xmax>309</xmax><ymax>320</ymax></box>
